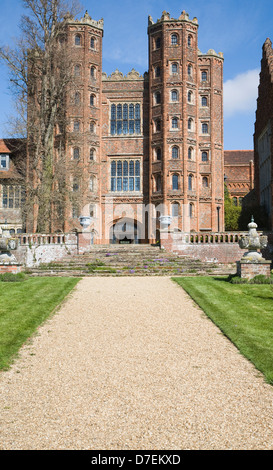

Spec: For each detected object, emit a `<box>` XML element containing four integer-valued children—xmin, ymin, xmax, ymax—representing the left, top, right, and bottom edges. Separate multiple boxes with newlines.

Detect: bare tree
<box><xmin>0</xmin><ymin>0</ymin><xmax>83</xmax><ymax>233</ymax></box>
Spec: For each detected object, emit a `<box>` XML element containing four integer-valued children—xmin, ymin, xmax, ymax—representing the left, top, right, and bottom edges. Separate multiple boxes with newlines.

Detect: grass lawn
<box><xmin>0</xmin><ymin>276</ymin><xmax>80</xmax><ymax>370</ymax></box>
<box><xmin>173</xmin><ymin>276</ymin><xmax>273</xmax><ymax>385</ymax></box>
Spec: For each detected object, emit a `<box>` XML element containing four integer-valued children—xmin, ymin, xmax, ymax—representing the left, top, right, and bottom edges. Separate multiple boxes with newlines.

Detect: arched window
<box><xmin>188</xmin><ymin>147</ymin><xmax>193</xmax><ymax>160</ymax></box>
<box><xmin>73</xmin><ymin>180</ymin><xmax>79</xmax><ymax>191</ymax></box>
<box><xmin>90</xmin><ymin>37</ymin><xmax>95</xmax><ymax>49</ymax></box>
<box><xmin>73</xmin><ymin>147</ymin><xmax>80</xmax><ymax>160</ymax></box>
<box><xmin>90</xmin><ymin>176</ymin><xmax>95</xmax><ymax>192</ymax></box>
<box><xmin>172</xmin><ymin>202</ymin><xmax>179</xmax><ymax>217</ymax></box>
<box><xmin>90</xmin><ymin>148</ymin><xmax>95</xmax><ymax>160</ymax></box>
<box><xmin>156</xmin><ymin>37</ymin><xmax>161</xmax><ymax>49</ymax></box>
<box><xmin>171</xmin><ymin>33</ymin><xmax>178</xmax><ymax>45</ymax></box>
<box><xmin>74</xmin><ymin>64</ymin><xmax>80</xmax><ymax>77</ymax></box>
<box><xmin>90</xmin><ymin>94</ymin><xmax>95</xmax><ymax>106</ymax></box>
<box><xmin>90</xmin><ymin>204</ymin><xmax>95</xmax><ymax>218</ymax></box>
<box><xmin>156</xmin><ymin>148</ymin><xmax>162</xmax><ymax>160</ymax></box>
<box><xmin>155</xmin><ymin>66</ymin><xmax>161</xmax><ymax>78</ymax></box>
<box><xmin>171</xmin><ymin>90</ymin><xmax>178</xmax><ymax>101</ymax></box>
<box><xmin>202</xmin><ymin>176</ymin><xmax>209</xmax><ymax>188</ymax></box>
<box><xmin>155</xmin><ymin>92</ymin><xmax>161</xmax><ymax>104</ymax></box>
<box><xmin>202</xmin><ymin>96</ymin><xmax>208</xmax><ymax>107</ymax></box>
<box><xmin>172</xmin><ymin>174</ymin><xmax>179</xmax><ymax>190</ymax></box>
<box><xmin>188</xmin><ymin>118</ymin><xmax>193</xmax><ymax>130</ymax></box>
<box><xmin>156</xmin><ymin>119</ymin><xmax>161</xmax><ymax>132</ymax></box>
<box><xmin>188</xmin><ymin>174</ymin><xmax>193</xmax><ymax>191</ymax></box>
<box><xmin>75</xmin><ymin>34</ymin><xmax>81</xmax><ymax>46</ymax></box>
<box><xmin>73</xmin><ymin>120</ymin><xmax>80</xmax><ymax>132</ymax></box>
<box><xmin>202</xmin><ymin>122</ymin><xmax>208</xmax><ymax>134</ymax></box>
<box><xmin>201</xmin><ymin>71</ymin><xmax>208</xmax><ymax>81</ymax></box>
<box><xmin>156</xmin><ymin>175</ymin><xmax>161</xmax><ymax>192</ymax></box>
<box><xmin>74</xmin><ymin>92</ymin><xmax>80</xmax><ymax>105</ymax></box>
<box><xmin>188</xmin><ymin>64</ymin><xmax>192</xmax><ymax>77</ymax></box>
<box><xmin>172</xmin><ymin>117</ymin><xmax>178</xmax><ymax>129</ymax></box>
<box><xmin>202</xmin><ymin>151</ymin><xmax>208</xmax><ymax>162</ymax></box>
<box><xmin>189</xmin><ymin>203</ymin><xmax>194</xmax><ymax>218</ymax></box>
<box><xmin>188</xmin><ymin>35</ymin><xmax>192</xmax><ymax>47</ymax></box>
<box><xmin>188</xmin><ymin>91</ymin><xmax>193</xmax><ymax>103</ymax></box>
<box><xmin>172</xmin><ymin>63</ymin><xmax>178</xmax><ymax>74</ymax></box>
<box><xmin>90</xmin><ymin>122</ymin><xmax>95</xmax><ymax>133</ymax></box>
<box><xmin>172</xmin><ymin>146</ymin><xmax>179</xmax><ymax>159</ymax></box>
<box><xmin>90</xmin><ymin>66</ymin><xmax>95</xmax><ymax>78</ymax></box>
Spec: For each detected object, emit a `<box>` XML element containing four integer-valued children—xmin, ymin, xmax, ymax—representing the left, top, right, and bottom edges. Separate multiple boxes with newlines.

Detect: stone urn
<box><xmin>0</xmin><ymin>232</ymin><xmax>21</xmax><ymax>272</ymax></box>
<box><xmin>239</xmin><ymin>216</ymin><xmax>268</xmax><ymax>261</ymax></box>
<box><xmin>79</xmin><ymin>216</ymin><xmax>92</xmax><ymax>230</ymax></box>
<box><xmin>159</xmin><ymin>215</ymin><xmax>172</xmax><ymax>228</ymax></box>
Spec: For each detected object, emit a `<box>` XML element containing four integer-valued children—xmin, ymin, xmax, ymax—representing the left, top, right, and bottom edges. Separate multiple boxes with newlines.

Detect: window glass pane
<box><xmin>129</xmin><ymin>161</ymin><xmax>134</xmax><ymax>176</ymax></box>
<box><xmin>129</xmin><ymin>121</ymin><xmax>134</xmax><ymax>134</ymax></box>
<box><xmin>172</xmin><ymin>147</ymin><xmax>178</xmax><ymax>159</ymax></box>
<box><xmin>123</xmin><ymin>177</ymin><xmax>128</xmax><ymax>191</ymax></box>
<box><xmin>117</xmin><ymin>161</ymin><xmax>122</xmax><ymax>176</ymax></box>
<box><xmin>111</xmin><ymin>104</ymin><xmax>116</xmax><ymax>119</ymax></box>
<box><xmin>117</xmin><ymin>104</ymin><xmax>122</xmax><ymax>119</ymax></box>
<box><xmin>117</xmin><ymin>120</ymin><xmax>122</xmax><ymax>135</ymax></box>
<box><xmin>172</xmin><ymin>175</ymin><xmax>178</xmax><ymax>190</ymax></box>
<box><xmin>135</xmin><ymin>177</ymin><xmax>140</xmax><ymax>191</ymax></box>
<box><xmin>135</xmin><ymin>120</ymin><xmax>140</xmax><ymax>134</ymax></box>
<box><xmin>123</xmin><ymin>120</ymin><xmax>128</xmax><ymax>135</ymax></box>
<box><xmin>172</xmin><ymin>63</ymin><xmax>177</xmax><ymax>73</ymax></box>
<box><xmin>135</xmin><ymin>161</ymin><xmax>140</xmax><ymax>176</ymax></box>
<box><xmin>129</xmin><ymin>104</ymin><xmax>134</xmax><ymax>119</ymax></box>
<box><xmin>135</xmin><ymin>104</ymin><xmax>140</xmax><ymax>119</ymax></box>
<box><xmin>129</xmin><ymin>177</ymin><xmax>134</xmax><ymax>191</ymax></box>
<box><xmin>111</xmin><ymin>177</ymin><xmax>116</xmax><ymax>191</ymax></box>
<box><xmin>111</xmin><ymin>161</ymin><xmax>116</xmax><ymax>176</ymax></box>
<box><xmin>117</xmin><ymin>177</ymin><xmax>122</xmax><ymax>191</ymax></box>
<box><xmin>123</xmin><ymin>104</ymin><xmax>128</xmax><ymax>119</ymax></box>
<box><xmin>123</xmin><ymin>161</ymin><xmax>128</xmax><ymax>176</ymax></box>
<box><xmin>202</xmin><ymin>152</ymin><xmax>208</xmax><ymax>162</ymax></box>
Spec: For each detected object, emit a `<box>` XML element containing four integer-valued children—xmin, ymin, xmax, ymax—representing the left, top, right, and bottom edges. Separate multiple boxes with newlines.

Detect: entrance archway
<box><xmin>110</xmin><ymin>219</ymin><xmax>140</xmax><ymax>244</ymax></box>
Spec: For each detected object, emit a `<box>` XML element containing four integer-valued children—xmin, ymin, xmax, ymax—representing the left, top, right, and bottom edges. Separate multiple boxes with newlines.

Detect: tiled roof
<box><xmin>224</xmin><ymin>150</ymin><xmax>254</xmax><ymax>165</ymax></box>
<box><xmin>0</xmin><ymin>140</ymin><xmax>12</xmax><ymax>153</ymax></box>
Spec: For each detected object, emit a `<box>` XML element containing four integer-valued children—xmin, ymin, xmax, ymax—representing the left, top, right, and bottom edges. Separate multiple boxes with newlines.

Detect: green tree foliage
<box><xmin>224</xmin><ymin>184</ymin><xmax>242</xmax><ymax>231</ymax></box>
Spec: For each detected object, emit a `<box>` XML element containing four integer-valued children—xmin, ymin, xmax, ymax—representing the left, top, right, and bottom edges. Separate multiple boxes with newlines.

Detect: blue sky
<box><xmin>0</xmin><ymin>0</ymin><xmax>273</xmax><ymax>149</ymax></box>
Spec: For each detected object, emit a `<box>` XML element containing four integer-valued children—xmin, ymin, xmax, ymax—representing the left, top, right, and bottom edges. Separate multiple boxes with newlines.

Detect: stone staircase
<box><xmin>27</xmin><ymin>244</ymin><xmax>236</xmax><ymax>277</ymax></box>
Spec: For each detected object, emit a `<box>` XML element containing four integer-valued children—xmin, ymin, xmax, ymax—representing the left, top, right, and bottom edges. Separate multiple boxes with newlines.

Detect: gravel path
<box><xmin>1</xmin><ymin>276</ymin><xmax>273</xmax><ymax>450</ymax></box>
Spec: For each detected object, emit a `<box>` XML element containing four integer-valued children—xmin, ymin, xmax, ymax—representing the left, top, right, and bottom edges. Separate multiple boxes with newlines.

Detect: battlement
<box><xmin>148</xmin><ymin>10</ymin><xmax>198</xmax><ymax>27</ymax></box>
<box><xmin>102</xmin><ymin>68</ymin><xmax>148</xmax><ymax>81</ymax></box>
<box><xmin>66</xmin><ymin>10</ymin><xmax>104</xmax><ymax>31</ymax></box>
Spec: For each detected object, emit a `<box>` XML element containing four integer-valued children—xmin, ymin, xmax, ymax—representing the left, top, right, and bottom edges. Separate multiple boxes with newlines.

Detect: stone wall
<box><xmin>15</xmin><ymin>233</ymin><xmax>78</xmax><ymax>267</ymax></box>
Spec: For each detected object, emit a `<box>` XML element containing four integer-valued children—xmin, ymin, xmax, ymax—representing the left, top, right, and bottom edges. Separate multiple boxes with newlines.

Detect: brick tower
<box><xmin>148</xmin><ymin>10</ymin><xmax>224</xmax><ymax>234</ymax></box>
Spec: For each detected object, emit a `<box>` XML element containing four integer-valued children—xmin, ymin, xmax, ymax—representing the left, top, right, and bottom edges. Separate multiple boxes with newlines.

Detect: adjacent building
<box><xmin>254</xmin><ymin>38</ymin><xmax>273</xmax><ymax>230</ymax></box>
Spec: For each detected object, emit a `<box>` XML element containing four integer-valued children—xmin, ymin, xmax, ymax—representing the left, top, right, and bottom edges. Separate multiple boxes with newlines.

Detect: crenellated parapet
<box><xmin>148</xmin><ymin>10</ymin><xmax>198</xmax><ymax>27</ymax></box>
<box><xmin>199</xmin><ymin>49</ymin><xmax>224</xmax><ymax>60</ymax></box>
<box><xmin>65</xmin><ymin>10</ymin><xmax>104</xmax><ymax>31</ymax></box>
<box><xmin>102</xmin><ymin>68</ymin><xmax>148</xmax><ymax>81</ymax></box>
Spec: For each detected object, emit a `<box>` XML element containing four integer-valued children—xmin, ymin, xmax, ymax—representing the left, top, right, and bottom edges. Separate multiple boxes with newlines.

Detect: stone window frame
<box><xmin>187</xmin><ymin>64</ymin><xmax>193</xmax><ymax>78</ymax></box>
<box><xmin>110</xmin><ymin>159</ymin><xmax>141</xmax><ymax>193</ymax></box>
<box><xmin>171</xmin><ymin>89</ymin><xmax>179</xmax><ymax>102</ymax></box>
<box><xmin>1</xmin><ymin>184</ymin><xmax>22</xmax><ymax>209</ymax></box>
<box><xmin>202</xmin><ymin>175</ymin><xmax>209</xmax><ymax>188</ymax></box>
<box><xmin>187</xmin><ymin>34</ymin><xmax>193</xmax><ymax>47</ymax></box>
<box><xmin>90</xmin><ymin>121</ymin><xmax>96</xmax><ymax>134</ymax></box>
<box><xmin>154</xmin><ymin>91</ymin><xmax>161</xmax><ymax>105</ymax></box>
<box><xmin>90</xmin><ymin>148</ymin><xmax>96</xmax><ymax>161</ymax></box>
<box><xmin>74</xmin><ymin>64</ymin><xmax>81</xmax><ymax>77</ymax></box>
<box><xmin>187</xmin><ymin>90</ymin><xmax>194</xmax><ymax>104</ymax></box>
<box><xmin>171</xmin><ymin>62</ymin><xmax>179</xmax><ymax>75</ymax></box>
<box><xmin>201</xmin><ymin>70</ymin><xmax>208</xmax><ymax>82</ymax></box>
<box><xmin>201</xmin><ymin>122</ymin><xmax>209</xmax><ymax>135</ymax></box>
<box><xmin>90</xmin><ymin>66</ymin><xmax>96</xmax><ymax>79</ymax></box>
<box><xmin>171</xmin><ymin>33</ymin><xmax>179</xmax><ymax>46</ymax></box>
<box><xmin>171</xmin><ymin>116</ymin><xmax>179</xmax><ymax>130</ymax></box>
<box><xmin>90</xmin><ymin>36</ymin><xmax>97</xmax><ymax>50</ymax></box>
<box><xmin>73</xmin><ymin>120</ymin><xmax>80</xmax><ymax>133</ymax></box>
<box><xmin>188</xmin><ymin>117</ymin><xmax>194</xmax><ymax>132</ymax></box>
<box><xmin>110</xmin><ymin>102</ymin><xmax>142</xmax><ymax>137</ymax></box>
<box><xmin>172</xmin><ymin>201</ymin><xmax>180</xmax><ymax>217</ymax></box>
<box><xmin>154</xmin><ymin>65</ymin><xmax>161</xmax><ymax>78</ymax></box>
<box><xmin>73</xmin><ymin>147</ymin><xmax>80</xmax><ymax>160</ymax></box>
<box><xmin>74</xmin><ymin>34</ymin><xmax>82</xmax><ymax>47</ymax></box>
<box><xmin>189</xmin><ymin>202</ymin><xmax>194</xmax><ymax>218</ymax></box>
<box><xmin>0</xmin><ymin>154</ymin><xmax>9</xmax><ymax>170</ymax></box>
<box><xmin>155</xmin><ymin>36</ymin><xmax>161</xmax><ymax>50</ymax></box>
<box><xmin>201</xmin><ymin>150</ymin><xmax>209</xmax><ymax>162</ymax></box>
<box><xmin>188</xmin><ymin>146</ymin><xmax>194</xmax><ymax>160</ymax></box>
<box><xmin>172</xmin><ymin>173</ymin><xmax>179</xmax><ymax>191</ymax></box>
<box><xmin>188</xmin><ymin>173</ymin><xmax>194</xmax><ymax>191</ymax></box>
<box><xmin>90</xmin><ymin>93</ymin><xmax>96</xmax><ymax>107</ymax></box>
<box><xmin>171</xmin><ymin>146</ymin><xmax>179</xmax><ymax>159</ymax></box>
<box><xmin>155</xmin><ymin>147</ymin><xmax>162</xmax><ymax>161</ymax></box>
<box><xmin>201</xmin><ymin>95</ymin><xmax>208</xmax><ymax>107</ymax></box>
<box><xmin>74</xmin><ymin>91</ymin><xmax>81</xmax><ymax>106</ymax></box>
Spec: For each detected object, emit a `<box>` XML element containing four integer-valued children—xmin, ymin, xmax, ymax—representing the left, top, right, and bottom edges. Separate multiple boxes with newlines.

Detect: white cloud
<box><xmin>224</xmin><ymin>69</ymin><xmax>260</xmax><ymax>118</ymax></box>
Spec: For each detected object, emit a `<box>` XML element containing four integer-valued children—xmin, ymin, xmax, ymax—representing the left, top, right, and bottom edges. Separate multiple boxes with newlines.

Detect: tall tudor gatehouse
<box><xmin>26</xmin><ymin>9</ymin><xmax>224</xmax><ymax>243</ymax></box>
